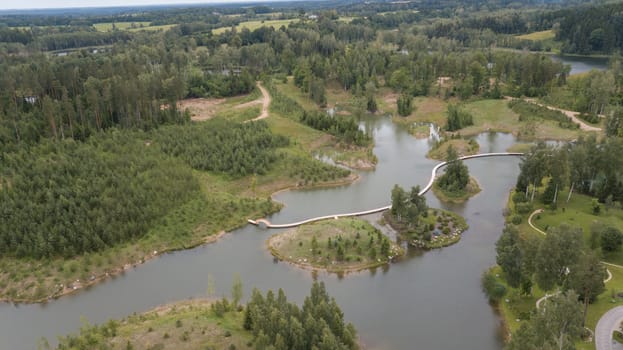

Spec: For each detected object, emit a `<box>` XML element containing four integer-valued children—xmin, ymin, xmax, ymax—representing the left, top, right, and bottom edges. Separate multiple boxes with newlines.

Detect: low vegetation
<box><xmin>268</xmin><ymin>218</ymin><xmax>403</xmax><ymax>273</ymax></box>
<box><xmin>427</xmin><ymin>138</ymin><xmax>479</xmax><ymax>161</ymax></box>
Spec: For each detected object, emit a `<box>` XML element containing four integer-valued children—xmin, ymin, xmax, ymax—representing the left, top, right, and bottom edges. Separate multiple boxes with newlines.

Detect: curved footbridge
<box><xmin>248</xmin><ymin>152</ymin><xmax>523</xmax><ymax>229</ymax></box>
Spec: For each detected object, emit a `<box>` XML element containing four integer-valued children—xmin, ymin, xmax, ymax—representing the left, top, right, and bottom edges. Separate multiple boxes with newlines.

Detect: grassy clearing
<box><xmin>214</xmin><ymin>106</ymin><xmax>261</xmax><ymax>123</ymax></box>
<box><xmin>506</xmin><ymin>143</ymin><xmax>534</xmax><ymax>153</ymax></box>
<box><xmin>213</xmin><ymin>19</ymin><xmax>297</xmax><ymax>35</ymax></box>
<box><xmin>128</xmin><ymin>24</ymin><xmax>176</xmax><ymax>32</ymax></box>
<box><xmin>459</xmin><ymin>99</ymin><xmax>581</xmax><ymax>140</ymax></box>
<box><xmin>432</xmin><ymin>177</ymin><xmax>481</xmax><ymax>203</ymax></box>
<box><xmin>427</xmin><ymin>139</ymin><xmax>479</xmax><ymax>160</ymax></box>
<box><xmin>56</xmin><ymin>299</ymin><xmax>253</xmax><ymax>349</ymax></box>
<box><xmin>179</xmin><ymin>89</ymin><xmax>261</xmax><ymax>121</ymax></box>
<box><xmin>271</xmin><ymin>78</ymin><xmax>377</xmax><ymax>169</ymax></box>
<box><xmin>388</xmin><ymin>95</ymin><xmax>449</xmax><ymax>127</ymax></box>
<box><xmin>531</xmin><ymin>190</ymin><xmax>623</xmax><ymax>265</ymax></box>
<box><xmin>516</xmin><ymin>30</ymin><xmax>555</xmax><ymax>41</ymax></box>
<box><xmin>93</xmin><ymin>22</ymin><xmax>151</xmax><ymax>32</ymax></box>
<box><xmin>268</xmin><ymin>218</ymin><xmax>404</xmax><ymax>273</ymax></box>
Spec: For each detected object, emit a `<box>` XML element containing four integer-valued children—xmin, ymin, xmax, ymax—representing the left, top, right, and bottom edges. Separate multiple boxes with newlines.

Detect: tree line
<box><xmin>516</xmin><ymin>138</ymin><xmax>623</xmax><ymax>203</ymax></box>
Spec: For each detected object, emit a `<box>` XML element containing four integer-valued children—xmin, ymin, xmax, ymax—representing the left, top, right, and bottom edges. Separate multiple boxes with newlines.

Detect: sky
<box><xmin>0</xmin><ymin>0</ymin><xmax>264</xmax><ymax>10</ymax></box>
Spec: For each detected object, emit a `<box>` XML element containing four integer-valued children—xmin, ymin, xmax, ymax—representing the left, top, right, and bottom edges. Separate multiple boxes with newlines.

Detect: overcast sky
<box><xmin>1</xmin><ymin>0</ymin><xmax>262</xmax><ymax>10</ymax></box>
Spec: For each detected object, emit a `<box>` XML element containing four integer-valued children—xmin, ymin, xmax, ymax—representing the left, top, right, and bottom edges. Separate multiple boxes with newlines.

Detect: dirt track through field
<box><xmin>246</xmin><ymin>82</ymin><xmax>271</xmax><ymax>122</ymax></box>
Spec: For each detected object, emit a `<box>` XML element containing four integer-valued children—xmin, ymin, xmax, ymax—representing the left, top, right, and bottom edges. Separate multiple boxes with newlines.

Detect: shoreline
<box><xmin>1</xmin><ymin>172</ymin><xmax>361</xmax><ymax>305</ymax></box>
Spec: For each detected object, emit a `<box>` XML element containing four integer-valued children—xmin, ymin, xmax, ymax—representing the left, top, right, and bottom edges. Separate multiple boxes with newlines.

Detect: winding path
<box><xmin>249</xmin><ymin>152</ymin><xmax>523</xmax><ymax>228</ymax></box>
<box><xmin>246</xmin><ymin>82</ymin><xmax>271</xmax><ymax>122</ymax></box>
<box><xmin>519</xmin><ymin>97</ymin><xmax>603</xmax><ymax>132</ymax></box>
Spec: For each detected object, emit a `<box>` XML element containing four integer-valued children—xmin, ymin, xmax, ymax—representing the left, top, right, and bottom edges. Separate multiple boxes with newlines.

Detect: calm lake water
<box><xmin>0</xmin><ymin>55</ymin><xmax>606</xmax><ymax>350</ymax></box>
<box><xmin>552</xmin><ymin>54</ymin><xmax>608</xmax><ymax>75</ymax></box>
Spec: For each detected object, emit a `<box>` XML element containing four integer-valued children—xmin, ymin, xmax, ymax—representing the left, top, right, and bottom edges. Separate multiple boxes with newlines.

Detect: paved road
<box><xmin>596</xmin><ymin>306</ymin><xmax>623</xmax><ymax>350</ymax></box>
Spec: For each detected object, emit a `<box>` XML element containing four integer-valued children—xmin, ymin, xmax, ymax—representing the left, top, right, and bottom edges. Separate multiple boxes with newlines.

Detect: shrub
<box><xmin>511</xmin><ymin>215</ymin><xmax>522</xmax><ymax>225</ymax></box>
<box><xmin>481</xmin><ymin>270</ymin><xmax>507</xmax><ymax>303</ymax></box>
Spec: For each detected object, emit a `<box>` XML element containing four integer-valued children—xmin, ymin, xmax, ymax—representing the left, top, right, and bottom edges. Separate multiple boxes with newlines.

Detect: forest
<box><xmin>0</xmin><ymin>0</ymin><xmax>620</xmax><ymax>265</ymax></box>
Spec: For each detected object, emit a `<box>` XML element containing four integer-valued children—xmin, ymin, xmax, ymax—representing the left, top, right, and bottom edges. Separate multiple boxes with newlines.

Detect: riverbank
<box><xmin>267</xmin><ymin>218</ymin><xmax>404</xmax><ymax>273</ymax></box>
<box><xmin>432</xmin><ymin>176</ymin><xmax>482</xmax><ymax>203</ymax></box>
<box><xmin>0</xmin><ymin>160</ymin><xmax>361</xmax><ymax>304</ymax></box>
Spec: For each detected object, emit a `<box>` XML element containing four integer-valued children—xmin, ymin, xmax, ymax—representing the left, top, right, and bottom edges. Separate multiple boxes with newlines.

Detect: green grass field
<box><xmin>129</xmin><ymin>24</ymin><xmax>177</xmax><ymax>32</ymax></box>
<box><xmin>93</xmin><ymin>22</ymin><xmax>151</xmax><ymax>32</ymax></box>
<box><xmin>212</xmin><ymin>19</ymin><xmax>297</xmax><ymax>35</ymax></box>
<box><xmin>460</xmin><ymin>99</ymin><xmax>581</xmax><ymax>140</ymax></box>
<box><xmin>516</xmin><ymin>30</ymin><xmax>555</xmax><ymax>41</ymax></box>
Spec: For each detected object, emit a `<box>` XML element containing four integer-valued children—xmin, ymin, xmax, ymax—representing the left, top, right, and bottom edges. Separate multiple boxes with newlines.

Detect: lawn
<box><xmin>212</xmin><ymin>19</ymin><xmax>297</xmax><ymax>35</ymax></box>
<box><xmin>516</xmin><ymin>30</ymin><xmax>555</xmax><ymax>41</ymax></box>
<box><xmin>531</xmin><ymin>190</ymin><xmax>623</xmax><ymax>265</ymax></box>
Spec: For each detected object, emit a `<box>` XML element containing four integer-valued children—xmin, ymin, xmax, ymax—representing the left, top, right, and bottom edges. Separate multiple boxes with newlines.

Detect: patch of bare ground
<box><xmin>178</xmin><ymin>98</ymin><xmax>225</xmax><ymax>121</ymax></box>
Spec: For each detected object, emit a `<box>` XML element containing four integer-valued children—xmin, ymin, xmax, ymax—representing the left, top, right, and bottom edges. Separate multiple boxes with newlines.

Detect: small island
<box><xmin>432</xmin><ymin>145</ymin><xmax>481</xmax><ymax>203</ymax></box>
<box><xmin>267</xmin><ymin>218</ymin><xmax>404</xmax><ymax>273</ymax></box>
<box><xmin>384</xmin><ymin>184</ymin><xmax>469</xmax><ymax>249</ymax></box>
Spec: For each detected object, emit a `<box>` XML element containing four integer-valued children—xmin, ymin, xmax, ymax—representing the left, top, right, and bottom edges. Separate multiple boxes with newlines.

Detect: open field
<box><xmin>129</xmin><ymin>24</ymin><xmax>177</xmax><ymax>32</ymax></box>
<box><xmin>460</xmin><ymin>99</ymin><xmax>582</xmax><ymax>140</ymax></box>
<box><xmin>516</xmin><ymin>30</ymin><xmax>555</xmax><ymax>41</ymax></box>
<box><xmin>93</xmin><ymin>22</ymin><xmax>151</xmax><ymax>31</ymax></box>
<box><xmin>212</xmin><ymin>19</ymin><xmax>297</xmax><ymax>34</ymax></box>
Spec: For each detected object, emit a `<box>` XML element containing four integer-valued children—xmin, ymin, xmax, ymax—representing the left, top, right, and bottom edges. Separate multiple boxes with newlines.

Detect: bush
<box><xmin>511</xmin><ymin>215</ymin><xmax>522</xmax><ymax>225</ymax></box>
<box><xmin>515</xmin><ymin>202</ymin><xmax>533</xmax><ymax>215</ymax></box>
<box><xmin>601</xmin><ymin>227</ymin><xmax>623</xmax><ymax>252</ymax></box>
<box><xmin>482</xmin><ymin>270</ymin><xmax>507</xmax><ymax>303</ymax></box>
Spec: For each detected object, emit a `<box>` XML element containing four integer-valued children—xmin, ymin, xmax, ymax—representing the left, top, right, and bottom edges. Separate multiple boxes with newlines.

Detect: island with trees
<box><xmin>432</xmin><ymin>146</ymin><xmax>481</xmax><ymax>203</ymax></box>
<box><xmin>384</xmin><ymin>184</ymin><xmax>468</xmax><ymax>249</ymax></box>
<box><xmin>267</xmin><ymin>218</ymin><xmax>403</xmax><ymax>273</ymax></box>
